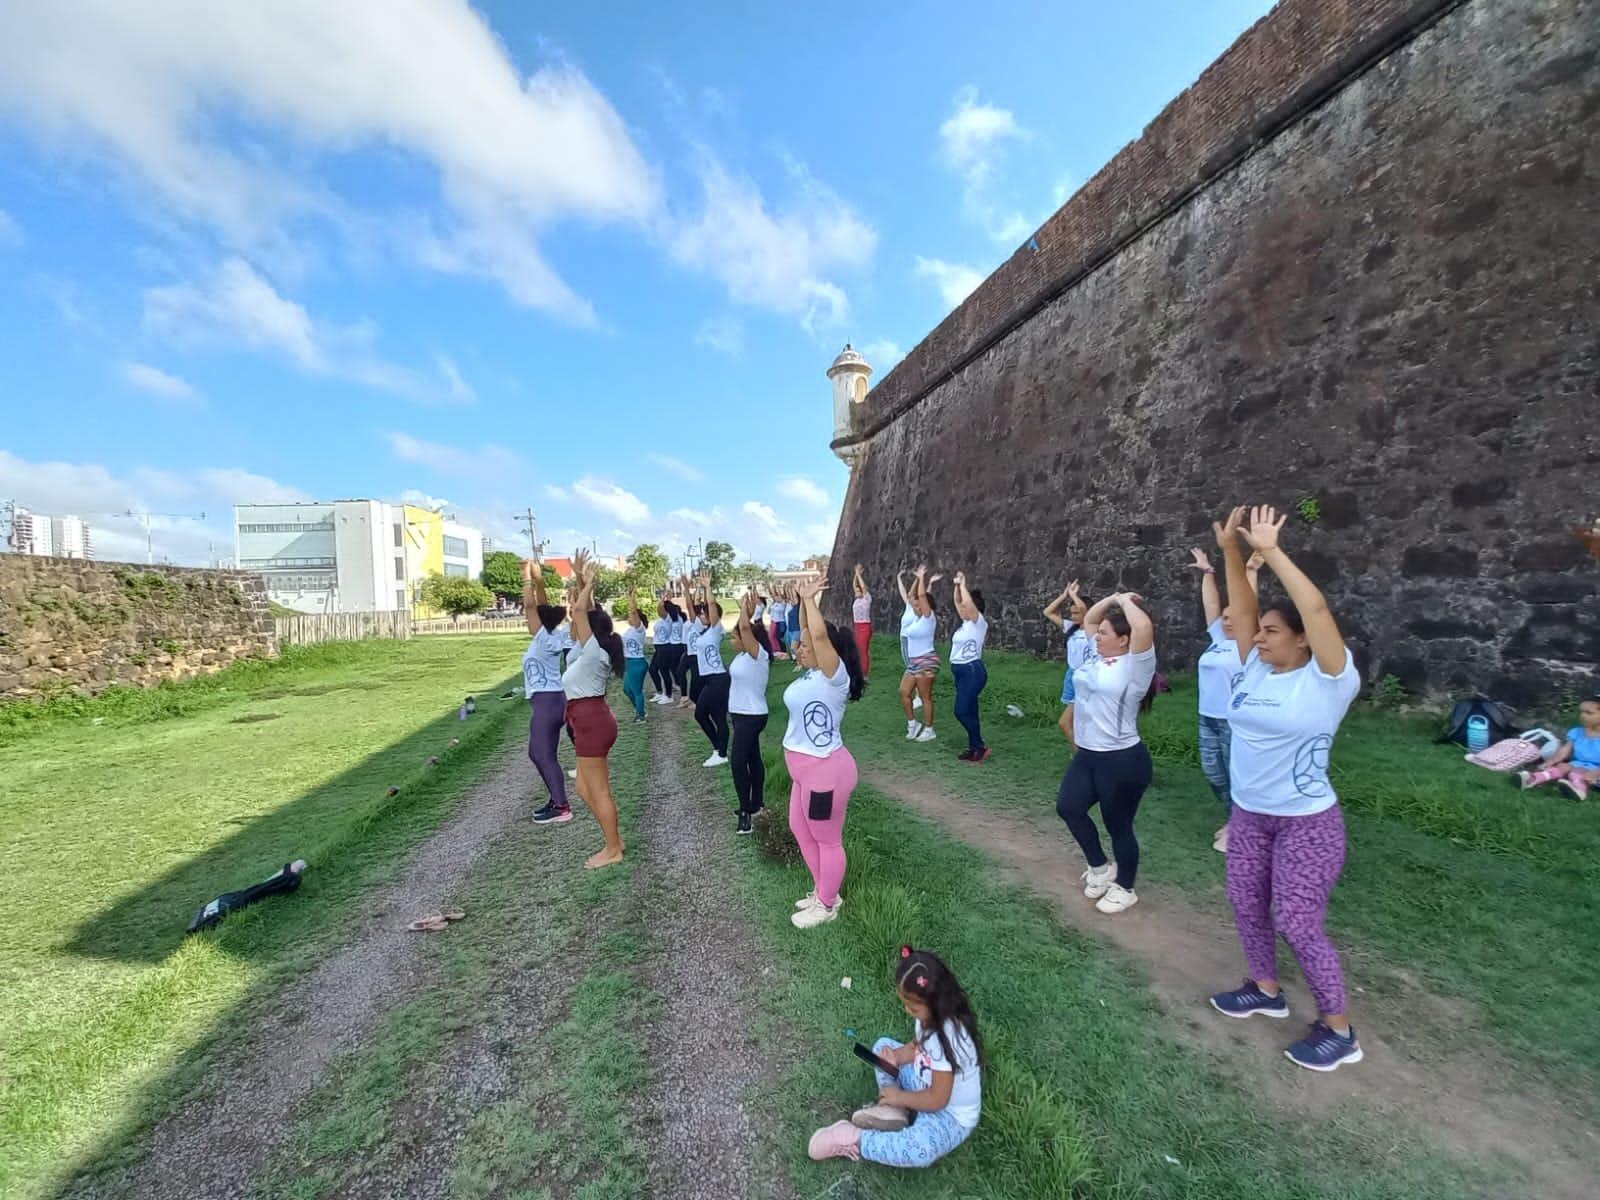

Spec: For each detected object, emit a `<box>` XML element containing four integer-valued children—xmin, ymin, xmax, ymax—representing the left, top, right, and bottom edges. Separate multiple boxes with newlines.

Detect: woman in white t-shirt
<box><xmin>783</xmin><ymin>573</ymin><xmax>867</xmax><ymax>929</ymax></box>
<box><xmin>809</xmin><ymin>945</ymin><xmax>983</xmax><ymax>1167</ymax></box>
<box><xmin>1186</xmin><ymin>546</ymin><xmax>1261</xmax><ymax>852</ymax></box>
<box><xmin>561</xmin><ymin>550</ymin><xmax>628</xmax><ymax>871</ymax></box>
<box><xmin>520</xmin><ymin>554</ymin><xmax>572</xmax><ymax>824</ymax></box>
<box><xmin>621</xmin><ymin>589</ymin><xmax>648</xmax><ymax>723</ymax></box>
<box><xmin>1043</xmin><ymin>579</ymin><xmax>1091</xmax><ymax>712</ymax></box>
<box><xmin>728</xmin><ymin>591</ymin><xmax>773</xmax><ymax>835</ymax></box>
<box><xmin>897</xmin><ymin>565</ymin><xmax>941</xmax><ymax>742</ymax></box>
<box><xmin>688</xmin><ymin>575</ymin><xmax>731</xmax><ymax>768</ymax></box>
<box><xmin>949</xmin><ymin>571</ymin><xmax>991</xmax><ymax>763</ymax></box>
<box><xmin>1055</xmin><ymin>592</ymin><xmax>1158</xmax><ymax>915</ymax></box>
<box><xmin>851</xmin><ymin>563</ymin><xmax>873</xmax><ymax>678</ymax></box>
<box><xmin>648</xmin><ymin>599</ymin><xmax>675</xmax><ymax>705</ymax></box>
<box><xmin>1206</xmin><ymin>506</ymin><xmax>1364</xmax><ymax>1074</ymax></box>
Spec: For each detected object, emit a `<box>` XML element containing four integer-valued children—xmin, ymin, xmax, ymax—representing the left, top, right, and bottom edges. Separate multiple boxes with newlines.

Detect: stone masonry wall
<box><xmin>0</xmin><ymin>557</ymin><xmax>278</xmax><ymax>700</ymax></box>
<box><xmin>831</xmin><ymin>0</ymin><xmax>1599</xmax><ymax>705</ymax></box>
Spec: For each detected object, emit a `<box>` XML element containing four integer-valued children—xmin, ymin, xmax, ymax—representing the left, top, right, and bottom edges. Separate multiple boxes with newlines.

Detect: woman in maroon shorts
<box><xmin>563</xmin><ymin>550</ymin><xmax>628</xmax><ymax>869</ymax></box>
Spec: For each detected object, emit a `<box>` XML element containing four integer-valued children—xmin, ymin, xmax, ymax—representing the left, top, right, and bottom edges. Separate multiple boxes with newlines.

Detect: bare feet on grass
<box><xmin>585</xmin><ymin>846</ymin><xmax>625</xmax><ymax>870</ymax></box>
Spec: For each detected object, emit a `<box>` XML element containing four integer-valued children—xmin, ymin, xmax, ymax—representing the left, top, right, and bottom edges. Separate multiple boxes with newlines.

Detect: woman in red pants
<box><xmin>852</xmin><ymin>563</ymin><xmax>873</xmax><ymax>679</ymax></box>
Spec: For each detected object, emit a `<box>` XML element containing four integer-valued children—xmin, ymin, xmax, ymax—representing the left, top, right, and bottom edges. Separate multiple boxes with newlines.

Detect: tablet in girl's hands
<box><xmin>852</xmin><ymin>1042</ymin><xmax>898</xmax><ymax>1075</ymax></box>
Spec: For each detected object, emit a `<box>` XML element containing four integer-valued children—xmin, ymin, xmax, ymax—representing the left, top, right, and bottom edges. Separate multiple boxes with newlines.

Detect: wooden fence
<box><xmin>273</xmin><ymin>611</ymin><xmax>530</xmax><ymax>647</ymax></box>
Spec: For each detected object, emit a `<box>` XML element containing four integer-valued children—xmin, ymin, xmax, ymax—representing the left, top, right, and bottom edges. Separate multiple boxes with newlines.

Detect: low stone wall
<box><xmin>0</xmin><ymin>557</ymin><xmax>277</xmax><ymax>699</ymax></box>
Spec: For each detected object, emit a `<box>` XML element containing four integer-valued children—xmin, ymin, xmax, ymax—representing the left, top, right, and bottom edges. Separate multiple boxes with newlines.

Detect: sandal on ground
<box><xmin>407</xmin><ymin>914</ymin><xmax>449</xmax><ymax>932</ymax></box>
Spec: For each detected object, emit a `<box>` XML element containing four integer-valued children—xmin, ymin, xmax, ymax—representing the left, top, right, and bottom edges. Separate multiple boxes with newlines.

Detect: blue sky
<box><xmin>0</xmin><ymin>0</ymin><xmax>1271</xmax><ymax>567</ymax></box>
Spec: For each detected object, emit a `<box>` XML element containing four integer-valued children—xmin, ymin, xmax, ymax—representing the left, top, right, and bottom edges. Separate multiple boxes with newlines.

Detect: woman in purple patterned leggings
<box><xmin>1205</xmin><ymin>506</ymin><xmax>1364</xmax><ymax>1073</ymax></box>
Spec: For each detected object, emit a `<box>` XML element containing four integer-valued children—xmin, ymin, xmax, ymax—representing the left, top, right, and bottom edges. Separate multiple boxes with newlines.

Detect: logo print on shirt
<box><xmin>703</xmin><ymin>644</ymin><xmax>723</xmax><ymax>672</ymax></box>
<box><xmin>952</xmin><ymin>638</ymin><xmax>977</xmax><ymax>664</ymax></box>
<box><xmin>1292</xmin><ymin>734</ymin><xmax>1334</xmax><ymax>797</ymax></box>
<box><xmin>1231</xmin><ymin>691</ymin><xmax>1249</xmax><ymax>711</ymax></box>
<box><xmin>802</xmin><ymin>700</ymin><xmax>836</xmax><ymax>748</ymax></box>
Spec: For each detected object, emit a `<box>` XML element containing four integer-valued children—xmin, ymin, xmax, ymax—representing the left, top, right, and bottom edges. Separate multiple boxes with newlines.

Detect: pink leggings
<box><xmin>786</xmin><ymin>747</ymin><xmax>858</xmax><ymax>907</ymax></box>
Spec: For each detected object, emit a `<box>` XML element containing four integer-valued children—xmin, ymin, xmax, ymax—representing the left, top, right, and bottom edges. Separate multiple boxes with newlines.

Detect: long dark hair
<box><xmin>968</xmin><ymin>588</ymin><xmax>986</xmax><ymax>615</ymax></box>
<box><xmin>823</xmin><ymin>620</ymin><xmax>867</xmax><ymax>701</ymax></box>
<box><xmin>1103</xmin><ymin>604</ymin><xmax>1160</xmax><ymax>713</ymax></box>
<box><xmin>587</xmin><ymin>609</ymin><xmax>626</xmax><ymax>675</ymax></box>
<box><xmin>895</xmin><ymin>946</ymin><xmax>983</xmax><ymax>1070</ymax></box>
<box><xmin>537</xmin><ymin>603</ymin><xmax>567</xmax><ymax>633</ymax></box>
<box><xmin>664</xmin><ymin>601</ymin><xmax>683</xmax><ymax>622</ymax></box>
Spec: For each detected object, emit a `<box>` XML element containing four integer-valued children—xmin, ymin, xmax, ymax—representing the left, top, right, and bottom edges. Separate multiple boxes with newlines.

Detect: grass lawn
<box><xmin>839</xmin><ymin>635</ymin><xmax>1600</xmax><ymax>1107</ymax></box>
<box><xmin>0</xmin><ymin>638</ymin><xmax>527</xmax><ymax>1200</ymax></box>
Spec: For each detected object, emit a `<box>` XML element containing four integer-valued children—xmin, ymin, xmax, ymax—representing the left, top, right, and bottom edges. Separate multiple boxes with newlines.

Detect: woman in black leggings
<box><xmin>728</xmin><ymin>590</ymin><xmax>772</xmax><ymax>834</ymax></box>
<box><xmin>1055</xmin><ymin>592</ymin><xmax>1158</xmax><ymax>916</ymax></box>
<box><xmin>690</xmin><ymin>575</ymin><xmax>731</xmax><ymax>768</ymax></box>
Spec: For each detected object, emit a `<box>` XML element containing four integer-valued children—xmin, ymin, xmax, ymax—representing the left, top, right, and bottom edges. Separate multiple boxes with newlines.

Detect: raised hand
<box><xmin>797</xmin><ymin>573</ymin><xmax>828</xmax><ymax>603</ymax></box>
<box><xmin>1239</xmin><ymin>505</ymin><xmax>1288</xmax><ymax>553</ymax></box>
<box><xmin>521</xmin><ymin>558</ymin><xmax>534</xmax><ymax>583</ymax></box>
<box><xmin>1245</xmin><ymin>550</ymin><xmax>1266</xmax><ymax>573</ymax></box>
<box><xmin>1188</xmin><ymin>548</ymin><xmax>1214</xmax><ymax>572</ymax></box>
<box><xmin>928</xmin><ymin>573</ymin><xmax>945</xmax><ymax>586</ymax></box>
<box><xmin>954</xmin><ymin>570</ymin><xmax>966</xmax><ymax>587</ymax></box>
<box><xmin>1213</xmin><ymin>506</ymin><xmax>1248</xmax><ymax>551</ymax></box>
<box><xmin>1067</xmin><ymin>579</ymin><xmax>1083</xmax><ymax>604</ymax></box>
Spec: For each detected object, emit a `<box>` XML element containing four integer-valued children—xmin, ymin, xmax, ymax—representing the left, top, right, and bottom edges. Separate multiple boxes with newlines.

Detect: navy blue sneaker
<box><xmin>1285</xmin><ymin>1021</ymin><xmax>1363</xmax><ymax>1072</ymax></box>
<box><xmin>1209</xmin><ymin>979</ymin><xmax>1290</xmax><ymax>1020</ymax></box>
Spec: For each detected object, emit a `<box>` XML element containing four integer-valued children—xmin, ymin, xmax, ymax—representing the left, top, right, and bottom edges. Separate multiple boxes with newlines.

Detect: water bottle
<box><xmin>1466</xmin><ymin>714</ymin><xmax>1490</xmax><ymax>753</ymax></box>
<box><xmin>465</xmin><ymin>696</ymin><xmax>477</xmax><ymax>715</ymax></box>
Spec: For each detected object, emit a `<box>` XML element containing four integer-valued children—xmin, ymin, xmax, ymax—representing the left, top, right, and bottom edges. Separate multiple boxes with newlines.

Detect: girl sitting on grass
<box><xmin>809</xmin><ymin>946</ymin><xmax>983</xmax><ymax>1167</ymax></box>
<box><xmin>1517</xmin><ymin>695</ymin><xmax>1600</xmax><ymax>799</ymax></box>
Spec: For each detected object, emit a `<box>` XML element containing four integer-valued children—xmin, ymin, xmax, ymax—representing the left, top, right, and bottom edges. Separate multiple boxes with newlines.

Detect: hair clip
<box><xmin>916</xmin><ymin>975</ymin><xmax>928</xmax><ymax>988</ymax></box>
<box><xmin>900</xmin><ymin>945</ymin><xmax>911</xmax><ymax>958</ymax></box>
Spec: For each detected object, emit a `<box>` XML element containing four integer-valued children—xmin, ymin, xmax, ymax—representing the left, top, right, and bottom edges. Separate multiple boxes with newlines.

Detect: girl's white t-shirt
<box><xmin>622</xmin><ymin>624</ymin><xmax>646</xmax><ymax>659</ymax></box>
<box><xmin>668</xmin><ymin>617</ymin><xmax>686</xmax><ymax>645</ymax></box>
<box><xmin>1197</xmin><ymin>617</ymin><xmax>1246</xmax><ymax>719</ymax></box>
<box><xmin>561</xmin><ymin>635</ymin><xmax>611</xmax><ymax>699</ymax></box>
<box><xmin>521</xmin><ymin>626</ymin><xmax>567</xmax><ymax>695</ymax></box>
<box><xmin>950</xmin><ymin>614</ymin><xmax>988</xmax><ymax>665</ymax></box>
<box><xmin>728</xmin><ymin>645</ymin><xmax>770</xmax><ymax>715</ymax></box>
<box><xmin>1065</xmin><ymin>626</ymin><xmax>1092</xmax><ymax>671</ymax></box>
<box><xmin>852</xmin><ymin>593</ymin><xmax>871</xmax><ymax>623</ymax></box>
<box><xmin>686</xmin><ymin>620</ymin><xmax>704</xmax><ymax>657</ymax></box>
<box><xmin>695</xmin><ymin>622</ymin><xmax>727</xmax><ymax>675</ymax></box>
<box><xmin>901</xmin><ymin>604</ymin><xmax>936</xmax><ymax>658</ymax></box>
<box><xmin>1227</xmin><ymin>647</ymin><xmax>1360</xmax><ymax>816</ymax></box>
<box><xmin>781</xmin><ymin>661</ymin><xmax>850</xmax><ymax>757</ymax></box>
<box><xmin>914</xmin><ymin>1018</ymin><xmax>982</xmax><ymax>1130</ymax></box>
<box><xmin>652</xmin><ymin>617</ymin><xmax>670</xmax><ymax>646</ymax></box>
<box><xmin>1072</xmin><ymin>645</ymin><xmax>1157</xmax><ymax>752</ymax></box>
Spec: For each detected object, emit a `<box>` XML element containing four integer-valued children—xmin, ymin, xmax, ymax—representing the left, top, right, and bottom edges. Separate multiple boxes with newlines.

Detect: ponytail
<box><xmin>588</xmin><ymin>608</ymin><xmax>626</xmax><ymax>675</ymax></box>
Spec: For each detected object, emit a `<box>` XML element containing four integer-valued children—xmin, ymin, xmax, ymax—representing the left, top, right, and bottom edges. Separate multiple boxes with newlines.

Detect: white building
<box><xmin>9</xmin><ymin>508</ymin><xmax>94</xmax><ymax>559</ymax></box>
<box><xmin>235</xmin><ymin>500</ymin><xmax>484</xmax><ymax>615</ymax></box>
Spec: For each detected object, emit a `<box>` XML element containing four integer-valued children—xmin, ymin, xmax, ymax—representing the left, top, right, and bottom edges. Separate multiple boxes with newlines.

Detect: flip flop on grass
<box><xmin>407</xmin><ymin>915</ymin><xmax>449</xmax><ymax>933</ymax></box>
<box><xmin>441</xmin><ymin>909</ymin><xmax>465</xmax><ymax>922</ymax></box>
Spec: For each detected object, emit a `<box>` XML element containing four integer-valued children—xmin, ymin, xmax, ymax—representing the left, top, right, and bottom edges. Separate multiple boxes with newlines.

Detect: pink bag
<box><xmin>1464</xmin><ymin>738</ymin><xmax>1542</xmax><ymax>771</ymax></box>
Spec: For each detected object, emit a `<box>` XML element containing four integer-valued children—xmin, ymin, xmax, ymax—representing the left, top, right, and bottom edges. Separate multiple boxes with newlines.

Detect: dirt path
<box><xmin>72</xmin><ymin>747</ymin><xmax>535</xmax><ymax>1200</ymax></box>
<box><xmin>636</xmin><ymin>715</ymin><xmax>795</xmax><ymax>1200</ymax></box>
<box><xmin>860</xmin><ymin>764</ymin><xmax>1600</xmax><ymax>1200</ymax></box>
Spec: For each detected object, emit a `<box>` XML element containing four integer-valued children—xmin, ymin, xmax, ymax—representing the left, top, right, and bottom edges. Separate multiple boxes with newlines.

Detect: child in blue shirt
<box><xmin>1518</xmin><ymin>695</ymin><xmax>1600</xmax><ymax>800</ymax></box>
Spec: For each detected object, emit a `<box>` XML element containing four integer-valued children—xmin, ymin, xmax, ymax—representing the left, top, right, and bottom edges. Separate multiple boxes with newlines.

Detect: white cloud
<box><xmin>0</xmin><ymin>1</ymin><xmax>659</xmax><ymax>321</ymax></box>
<box><xmin>670</xmin><ymin>155</ymin><xmax>876</xmax><ymax>334</ymax></box>
<box><xmin>385</xmin><ymin>431</ymin><xmax>519</xmax><ymax>478</ymax></box>
<box><xmin>939</xmin><ymin>86</ymin><xmax>1032</xmax><ymax>245</ymax></box>
<box><xmin>0</xmin><ymin>448</ymin><xmax>307</xmax><ymax>565</ymax></box>
<box><xmin>694</xmin><ymin>315</ymin><xmax>743</xmax><ymax>356</ymax></box>
<box><xmin>858</xmin><ymin>339</ymin><xmax>903</xmax><ymax>369</ymax></box>
<box><xmin>570</xmin><ymin>476</ymin><xmax>651</xmax><ymax>525</ymax></box>
<box><xmin>0</xmin><ymin>209</ymin><xmax>20</xmax><ymax>246</ymax></box>
<box><xmin>776</xmin><ymin>477</ymin><xmax>829</xmax><ymax>508</ymax></box>
<box><xmin>121</xmin><ymin>361</ymin><xmax>200</xmax><ymax>404</ymax></box>
<box><xmin>435</xmin><ymin>355</ymin><xmax>475</xmax><ymax>403</ymax></box>
<box><xmin>668</xmin><ymin>507</ymin><xmax>713</xmax><ymax>528</ymax></box>
<box><xmin>648</xmin><ymin>454</ymin><xmax>706</xmax><ymax>483</ymax></box>
<box><xmin>544</xmin><ymin>484</ymin><xmax>571</xmax><ymax>503</ymax></box>
<box><xmin>398</xmin><ymin>488</ymin><xmax>453</xmax><ymax>512</ymax></box>
<box><xmin>915</xmin><ymin>256</ymin><xmax>985</xmax><ymax>308</ymax></box>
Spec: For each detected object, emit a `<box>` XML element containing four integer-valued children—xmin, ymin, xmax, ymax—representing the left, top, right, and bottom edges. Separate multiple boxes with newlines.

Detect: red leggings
<box><xmin>854</xmin><ymin>621</ymin><xmax>872</xmax><ymax>677</ymax></box>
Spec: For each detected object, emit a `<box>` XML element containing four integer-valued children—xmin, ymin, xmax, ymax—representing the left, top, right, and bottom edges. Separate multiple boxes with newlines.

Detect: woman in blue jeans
<box><xmin>1187</xmin><ymin>544</ymin><xmax>1259</xmax><ymax>852</ymax></box>
<box><xmin>949</xmin><ymin>571</ymin><xmax>990</xmax><ymax>762</ymax></box>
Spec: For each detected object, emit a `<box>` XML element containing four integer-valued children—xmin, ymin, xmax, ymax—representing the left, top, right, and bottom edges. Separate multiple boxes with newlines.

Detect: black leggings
<box><xmin>649</xmin><ymin>647</ymin><xmax>671</xmax><ymax>696</ymax></box>
<box><xmin>1056</xmin><ymin>743</ymin><xmax>1153</xmax><ymax>890</ymax></box>
<box><xmin>730</xmin><ymin>712</ymin><xmax>768</xmax><ymax>814</ymax></box>
<box><xmin>675</xmin><ymin>646</ymin><xmax>695</xmax><ymax>696</ymax></box>
<box><xmin>695</xmin><ymin>672</ymin><xmax>730</xmax><ymax>756</ymax></box>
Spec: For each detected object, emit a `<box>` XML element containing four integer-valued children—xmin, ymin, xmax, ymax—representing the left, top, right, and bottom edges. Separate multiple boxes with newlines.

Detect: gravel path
<box><xmin>637</xmin><ymin>715</ymin><xmax>796</xmax><ymax>1200</ymax></box>
<box><xmin>69</xmin><ymin>747</ymin><xmax>534</xmax><ymax>1200</ymax></box>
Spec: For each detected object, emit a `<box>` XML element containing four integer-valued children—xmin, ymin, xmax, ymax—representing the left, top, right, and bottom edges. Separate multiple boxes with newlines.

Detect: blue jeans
<box><xmin>952</xmin><ymin>660</ymin><xmax>988</xmax><ymax>753</ymax></box>
<box><xmin>623</xmin><ymin>658</ymin><xmax>647</xmax><ymax>719</ymax></box>
<box><xmin>1198</xmin><ymin>715</ymin><xmax>1232</xmax><ymax>809</ymax></box>
<box><xmin>859</xmin><ymin>1037</ymin><xmax>974</xmax><ymax>1168</ymax></box>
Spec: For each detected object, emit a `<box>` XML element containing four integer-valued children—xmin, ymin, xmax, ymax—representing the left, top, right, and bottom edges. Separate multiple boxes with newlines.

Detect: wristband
<box><xmin>1202</xmin><ymin>567</ymin><xmax>1216</xmax><ymax>575</ymax></box>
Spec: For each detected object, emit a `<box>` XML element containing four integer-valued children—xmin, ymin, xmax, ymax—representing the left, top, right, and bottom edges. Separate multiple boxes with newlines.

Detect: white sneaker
<box><xmin>915</xmin><ymin>725</ymin><xmax>937</xmax><ymax>742</ymax></box>
<box><xmin>791</xmin><ymin>899</ymin><xmax>841</xmax><ymax>928</ymax></box>
<box><xmin>1213</xmin><ymin>825</ymin><xmax>1230</xmax><ymax>854</ymax></box>
<box><xmin>912</xmin><ymin>695</ymin><xmax>922</xmax><ymax>711</ymax></box>
<box><xmin>906</xmin><ymin>719</ymin><xmax>920</xmax><ymax>740</ymax></box>
<box><xmin>567</xmin><ymin>768</ymin><xmax>578</xmax><ymax>780</ymax></box>
<box><xmin>703</xmin><ymin>753</ymin><xmax>729</xmax><ymax>767</ymax></box>
<box><xmin>1096</xmin><ymin>883</ymin><xmax>1138</xmax><ymax>914</ymax></box>
<box><xmin>794</xmin><ymin>889</ymin><xmax>821</xmax><ymax>911</ymax></box>
<box><xmin>1081</xmin><ymin>862</ymin><xmax>1116</xmax><ymax>899</ymax></box>
<box><xmin>652</xmin><ymin>695</ymin><xmax>671</xmax><ymax>705</ymax></box>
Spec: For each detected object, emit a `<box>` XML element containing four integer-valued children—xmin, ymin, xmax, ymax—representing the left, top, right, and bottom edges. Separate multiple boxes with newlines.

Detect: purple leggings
<box><xmin>1225</xmin><ymin>804</ymin><xmax>1347</xmax><ymax>1015</ymax></box>
<box><xmin>527</xmin><ymin>692</ymin><xmax>568</xmax><ymax>809</ymax></box>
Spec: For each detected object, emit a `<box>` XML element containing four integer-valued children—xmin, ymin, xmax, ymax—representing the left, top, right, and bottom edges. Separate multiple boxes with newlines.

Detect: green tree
<box><xmin>622</xmin><ymin>542</ymin><xmax>670</xmax><ymax>597</ymax></box>
<box><xmin>480</xmin><ymin>550</ymin><xmax>525</xmax><ymax>601</ymax></box>
<box><xmin>540</xmin><ymin>564</ymin><xmax>564</xmax><ymax>601</ymax></box>
<box><xmin>420</xmin><ymin>574</ymin><xmax>494</xmax><ymax>621</ymax></box>
<box><xmin>591</xmin><ymin>565</ymin><xmax>626</xmax><ymax>605</ymax></box>
<box><xmin>700</xmin><ymin>540</ymin><xmax>737</xmax><ymax>589</ymax></box>
<box><xmin>731</xmin><ymin>559</ymin><xmax>773</xmax><ymax>590</ymax></box>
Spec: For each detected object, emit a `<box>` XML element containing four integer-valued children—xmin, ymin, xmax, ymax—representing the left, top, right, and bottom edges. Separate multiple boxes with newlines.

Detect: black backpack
<box><xmin>1439</xmin><ymin>696</ymin><xmax>1517</xmax><ymax>747</ymax></box>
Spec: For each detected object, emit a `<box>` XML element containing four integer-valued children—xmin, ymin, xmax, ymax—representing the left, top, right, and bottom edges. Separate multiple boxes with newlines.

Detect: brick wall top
<box><xmin>837</xmin><ymin>0</ymin><xmax>1459</xmax><ymax>447</ymax></box>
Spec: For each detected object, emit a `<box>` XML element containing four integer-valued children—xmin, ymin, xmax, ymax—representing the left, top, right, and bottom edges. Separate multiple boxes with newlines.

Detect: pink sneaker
<box><xmin>807</xmin><ymin>1119</ymin><xmax>861</xmax><ymax>1161</ymax></box>
<box><xmin>1558</xmin><ymin>775</ymin><xmax>1590</xmax><ymax>800</ymax></box>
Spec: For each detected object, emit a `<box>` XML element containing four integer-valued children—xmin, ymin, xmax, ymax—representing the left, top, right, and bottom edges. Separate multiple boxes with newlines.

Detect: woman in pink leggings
<box><xmin>1207</xmin><ymin>506</ymin><xmax>1363</xmax><ymax>1072</ymax></box>
<box><xmin>783</xmin><ymin>572</ymin><xmax>868</xmax><ymax>929</ymax></box>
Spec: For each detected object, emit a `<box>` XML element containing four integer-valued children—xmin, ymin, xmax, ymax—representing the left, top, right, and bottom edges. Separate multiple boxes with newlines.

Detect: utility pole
<box><xmin>513</xmin><ymin>508</ymin><xmax>545</xmax><ymax>558</ymax></box>
<box><xmin>81</xmin><ymin>509</ymin><xmax>208</xmax><ymax>563</ymax></box>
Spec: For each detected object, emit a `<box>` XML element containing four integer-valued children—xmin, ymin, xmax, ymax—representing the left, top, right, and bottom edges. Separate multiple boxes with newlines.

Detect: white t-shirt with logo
<box><xmin>652</xmin><ymin>617</ymin><xmax>670</xmax><ymax>646</ymax></box>
<box><xmin>1197</xmin><ymin>618</ymin><xmax>1247</xmax><ymax>719</ymax></box>
<box><xmin>521</xmin><ymin>626</ymin><xmax>568</xmax><ymax>695</ymax></box>
<box><xmin>782</xmin><ymin>661</ymin><xmax>850</xmax><ymax>758</ymax></box>
<box><xmin>729</xmin><ymin>645</ymin><xmax>770</xmax><ymax>715</ymax></box>
<box><xmin>1072</xmin><ymin>645</ymin><xmax>1157</xmax><ymax>752</ymax></box>
<box><xmin>950</xmin><ymin>614</ymin><xmax>988</xmax><ymax>665</ymax></box>
<box><xmin>901</xmin><ymin>604</ymin><xmax>936</xmax><ymax>658</ymax></box>
<box><xmin>622</xmin><ymin>624</ymin><xmax>646</xmax><ymax>659</ymax></box>
<box><xmin>668</xmin><ymin>617</ymin><xmax>686</xmax><ymax>645</ymax></box>
<box><xmin>561</xmin><ymin>635</ymin><xmax>612</xmax><ymax>700</ymax></box>
<box><xmin>914</xmin><ymin>1017</ymin><xmax>982</xmax><ymax>1130</ymax></box>
<box><xmin>1227</xmin><ymin>647</ymin><xmax>1360</xmax><ymax>816</ymax></box>
<box><xmin>686</xmin><ymin>620</ymin><xmax>704</xmax><ymax>658</ymax></box>
<box><xmin>695</xmin><ymin>622</ymin><xmax>727</xmax><ymax>675</ymax></box>
<box><xmin>1066</xmin><ymin>626</ymin><xmax>1092</xmax><ymax>671</ymax></box>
